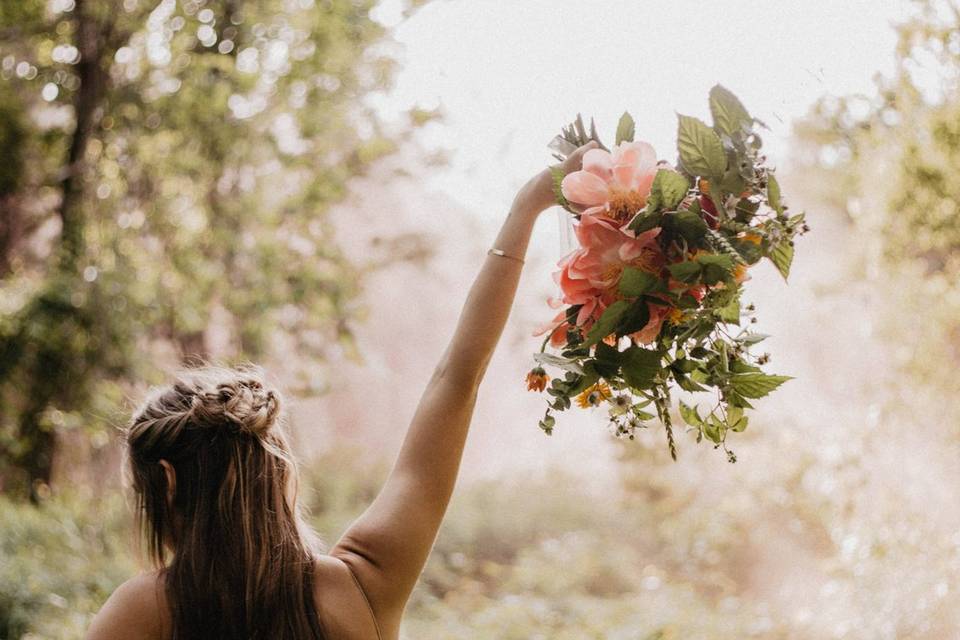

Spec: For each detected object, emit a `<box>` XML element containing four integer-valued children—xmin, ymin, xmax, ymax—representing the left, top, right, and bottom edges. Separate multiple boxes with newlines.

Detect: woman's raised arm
<box><xmin>330</xmin><ymin>142</ymin><xmax>598</xmax><ymax>634</ymax></box>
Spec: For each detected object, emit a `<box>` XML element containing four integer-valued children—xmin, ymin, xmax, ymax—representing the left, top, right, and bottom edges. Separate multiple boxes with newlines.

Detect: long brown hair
<box><xmin>126</xmin><ymin>365</ymin><xmax>325</xmax><ymax>639</ymax></box>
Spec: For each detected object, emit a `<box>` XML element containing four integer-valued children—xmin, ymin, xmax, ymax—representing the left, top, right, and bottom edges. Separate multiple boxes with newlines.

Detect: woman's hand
<box><xmin>510</xmin><ymin>140</ymin><xmax>599</xmax><ymax>218</ymax></box>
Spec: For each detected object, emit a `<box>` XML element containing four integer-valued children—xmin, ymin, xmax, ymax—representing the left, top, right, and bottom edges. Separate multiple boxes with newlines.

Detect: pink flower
<box><xmin>534</xmin><ymin>215</ymin><xmax>668</xmax><ymax>347</ymax></box>
<box><xmin>630</xmin><ymin>302</ymin><xmax>671</xmax><ymax>344</ymax></box>
<box><xmin>560</xmin><ymin>141</ymin><xmax>659</xmax><ymax>223</ymax></box>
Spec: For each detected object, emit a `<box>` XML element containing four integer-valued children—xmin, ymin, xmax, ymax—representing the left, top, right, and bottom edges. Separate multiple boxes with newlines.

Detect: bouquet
<box><xmin>526</xmin><ymin>85</ymin><xmax>808</xmax><ymax>462</ymax></box>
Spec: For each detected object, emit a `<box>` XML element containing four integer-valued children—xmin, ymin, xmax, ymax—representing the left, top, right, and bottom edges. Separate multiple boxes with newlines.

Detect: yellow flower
<box><xmin>668</xmin><ymin>307</ymin><xmax>686</xmax><ymax>324</ymax></box>
<box><xmin>576</xmin><ymin>381</ymin><xmax>612</xmax><ymax>408</ymax></box>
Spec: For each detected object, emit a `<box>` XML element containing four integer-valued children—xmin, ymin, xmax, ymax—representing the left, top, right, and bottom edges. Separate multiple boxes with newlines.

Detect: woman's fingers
<box><xmin>563</xmin><ymin>140</ymin><xmax>599</xmax><ymax>173</ymax></box>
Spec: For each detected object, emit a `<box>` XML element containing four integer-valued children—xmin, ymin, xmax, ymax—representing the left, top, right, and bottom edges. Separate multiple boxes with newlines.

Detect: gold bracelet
<box><xmin>488</xmin><ymin>248</ymin><xmax>524</xmax><ymax>264</ymax></box>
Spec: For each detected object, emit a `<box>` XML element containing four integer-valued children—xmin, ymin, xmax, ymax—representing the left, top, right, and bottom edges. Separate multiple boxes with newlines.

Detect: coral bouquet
<box><xmin>528</xmin><ymin>85</ymin><xmax>807</xmax><ymax>461</ymax></box>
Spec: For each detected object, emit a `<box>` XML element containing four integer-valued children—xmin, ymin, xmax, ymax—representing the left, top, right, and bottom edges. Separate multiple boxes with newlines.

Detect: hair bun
<box><xmin>189</xmin><ymin>374</ymin><xmax>282</xmax><ymax>436</ymax></box>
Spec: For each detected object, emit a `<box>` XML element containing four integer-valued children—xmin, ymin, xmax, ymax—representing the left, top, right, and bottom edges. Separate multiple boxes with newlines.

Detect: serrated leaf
<box><xmin>709</xmin><ymin>84</ymin><xmax>753</xmax><ymax>137</ymax></box>
<box><xmin>718</xmin><ymin>296</ymin><xmax>741</xmax><ymax>324</ymax></box>
<box><xmin>767</xmin><ymin>172</ymin><xmax>783</xmax><ymax>214</ymax></box>
<box><xmin>615</xmin><ymin>111</ymin><xmax>635</xmax><ymax>145</ymax></box>
<box><xmin>729</xmin><ymin>372</ymin><xmax>792</xmax><ymax>399</ymax></box>
<box><xmin>769</xmin><ymin>241</ymin><xmax>794</xmax><ymax>280</ymax></box>
<box><xmin>679</xmin><ymin>401</ymin><xmax>703</xmax><ymax>427</ymax></box>
<box><xmin>582</xmin><ymin>300</ymin><xmax>630</xmax><ymax>347</ymax></box>
<box><xmin>677</xmin><ymin>114</ymin><xmax>726</xmax><ymax>178</ymax></box>
<box><xmin>619</xmin><ymin>299</ymin><xmax>651</xmax><ymax>335</ymax></box>
<box><xmin>620</xmin><ymin>346</ymin><xmax>661</xmax><ymax>390</ymax></box>
<box><xmin>703</xmin><ymin>416</ymin><xmax>723</xmax><ymax>443</ymax></box>
<box><xmin>651</xmin><ymin>169</ymin><xmax>690</xmax><ymax>210</ymax></box>
<box><xmin>591</xmin><ymin>341</ymin><xmax>622</xmax><ymax>378</ymax></box>
<box><xmin>550</xmin><ymin>165</ymin><xmax>577</xmax><ymax>214</ymax></box>
<box><xmin>533</xmin><ymin>352</ymin><xmax>585</xmax><ymax>374</ymax></box>
<box><xmin>664</xmin><ymin>209</ymin><xmax>708</xmax><ymax>244</ymax></box>
<box><xmin>628</xmin><ymin>210</ymin><xmax>662</xmax><ymax>233</ymax></box>
<box><xmin>667</xmin><ymin>260</ymin><xmax>701</xmax><ymax>283</ymax></box>
<box><xmin>696</xmin><ymin>253</ymin><xmax>734</xmax><ymax>285</ymax></box>
<box><xmin>618</xmin><ymin>267</ymin><xmax>661</xmax><ymax>297</ymax></box>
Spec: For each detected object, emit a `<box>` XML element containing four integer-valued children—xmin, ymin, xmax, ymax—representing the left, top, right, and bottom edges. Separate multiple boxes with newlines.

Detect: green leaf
<box><xmin>767</xmin><ymin>172</ymin><xmax>783</xmax><ymax>214</ymax></box>
<box><xmin>675</xmin><ymin>372</ymin><xmax>707</xmax><ymax>392</ymax></box>
<box><xmin>664</xmin><ymin>209</ymin><xmax>708</xmax><ymax>244</ymax></box>
<box><xmin>533</xmin><ymin>352</ymin><xmax>585</xmax><ymax>374</ymax></box>
<box><xmin>539</xmin><ymin>414</ymin><xmax>556</xmax><ymax>434</ymax></box>
<box><xmin>591</xmin><ymin>341</ymin><xmax>622</xmax><ymax>378</ymax></box>
<box><xmin>567</xmin><ymin>371</ymin><xmax>599</xmax><ymax>396</ymax></box>
<box><xmin>615</xmin><ymin>111</ymin><xmax>635</xmax><ymax>145</ymax></box>
<box><xmin>628</xmin><ymin>210</ymin><xmax>663</xmax><ymax>233</ymax></box>
<box><xmin>582</xmin><ymin>300</ymin><xmax>630</xmax><ymax>347</ymax></box>
<box><xmin>619</xmin><ymin>299</ymin><xmax>651</xmax><ymax>335</ymax></box>
<box><xmin>709</xmin><ymin>84</ymin><xmax>753</xmax><ymax>137</ymax></box>
<box><xmin>696</xmin><ymin>253</ymin><xmax>734</xmax><ymax>285</ymax></box>
<box><xmin>739</xmin><ymin>332</ymin><xmax>769</xmax><ymax>345</ymax></box>
<box><xmin>618</xmin><ymin>268</ymin><xmax>661</xmax><ymax>297</ymax></box>
<box><xmin>729</xmin><ymin>372</ymin><xmax>792</xmax><ymax>399</ymax></box>
<box><xmin>703</xmin><ymin>415</ymin><xmax>723</xmax><ymax>443</ymax></box>
<box><xmin>667</xmin><ymin>260</ymin><xmax>701</xmax><ymax>283</ymax></box>
<box><xmin>730</xmin><ymin>237</ymin><xmax>764</xmax><ymax>264</ymax></box>
<box><xmin>677</xmin><ymin>114</ymin><xmax>726</xmax><ymax>178</ymax></box>
<box><xmin>769</xmin><ymin>241</ymin><xmax>794</xmax><ymax>280</ymax></box>
<box><xmin>679</xmin><ymin>401</ymin><xmax>703</xmax><ymax>427</ymax></box>
<box><xmin>727</xmin><ymin>406</ymin><xmax>748</xmax><ymax>432</ymax></box>
<box><xmin>718</xmin><ymin>296</ymin><xmax>741</xmax><ymax>324</ymax></box>
<box><xmin>550</xmin><ymin>165</ymin><xmax>577</xmax><ymax>214</ymax></box>
<box><xmin>620</xmin><ymin>346</ymin><xmax>661</xmax><ymax>390</ymax></box>
<box><xmin>719</xmin><ymin>167</ymin><xmax>746</xmax><ymax>196</ymax></box>
<box><xmin>651</xmin><ymin>169</ymin><xmax>690</xmax><ymax>210</ymax></box>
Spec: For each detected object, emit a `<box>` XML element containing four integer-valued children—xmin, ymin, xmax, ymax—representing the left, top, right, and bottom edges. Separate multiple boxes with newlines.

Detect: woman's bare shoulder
<box><xmin>313</xmin><ymin>554</ymin><xmax>383</xmax><ymax>639</ymax></box>
<box><xmin>86</xmin><ymin>570</ymin><xmax>169</xmax><ymax>640</ymax></box>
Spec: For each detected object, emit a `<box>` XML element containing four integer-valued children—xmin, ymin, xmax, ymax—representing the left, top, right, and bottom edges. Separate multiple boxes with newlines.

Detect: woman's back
<box><xmin>89</xmin><ymin>555</ymin><xmax>381</xmax><ymax>640</ymax></box>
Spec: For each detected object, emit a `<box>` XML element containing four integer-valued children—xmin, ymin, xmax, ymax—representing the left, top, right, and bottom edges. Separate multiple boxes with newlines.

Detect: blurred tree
<box><xmin>793</xmin><ymin>0</ymin><xmax>960</xmax><ymax>271</ymax></box>
<box><xmin>792</xmin><ymin>0</ymin><xmax>960</xmax><ymax>384</ymax></box>
<box><xmin>0</xmin><ymin>0</ymin><xmax>435</xmax><ymax>500</ymax></box>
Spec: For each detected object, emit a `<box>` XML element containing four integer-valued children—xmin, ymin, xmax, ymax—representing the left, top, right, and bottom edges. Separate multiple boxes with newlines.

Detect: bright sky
<box><xmin>370</xmin><ymin>0</ymin><xmax>911</xmax><ymax>217</ymax></box>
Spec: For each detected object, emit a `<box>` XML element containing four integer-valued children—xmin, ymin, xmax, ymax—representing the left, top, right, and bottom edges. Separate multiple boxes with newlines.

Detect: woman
<box><xmin>85</xmin><ymin>140</ymin><xmax>598</xmax><ymax>640</ymax></box>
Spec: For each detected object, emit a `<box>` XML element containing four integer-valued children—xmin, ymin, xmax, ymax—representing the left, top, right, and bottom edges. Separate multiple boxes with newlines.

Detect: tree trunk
<box><xmin>15</xmin><ymin>0</ymin><xmax>105</xmax><ymax>499</ymax></box>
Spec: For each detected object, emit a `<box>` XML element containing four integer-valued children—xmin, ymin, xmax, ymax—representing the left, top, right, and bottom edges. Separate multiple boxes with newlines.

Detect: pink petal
<box><xmin>581</xmin><ymin>148</ymin><xmax>613</xmax><ymax>180</ymax></box>
<box><xmin>576</xmin><ymin>298</ymin><xmax>598</xmax><ymax>326</ymax></box>
<box><xmin>561</xmin><ymin>170</ymin><xmax>609</xmax><ymax>206</ymax></box>
<box><xmin>629</xmin><ymin>302</ymin><xmax>669</xmax><ymax>344</ymax></box>
<box><xmin>615</xmin><ymin>141</ymin><xmax>657</xmax><ymax>174</ymax></box>
<box><xmin>533</xmin><ymin>309</ymin><xmax>567</xmax><ymax>336</ymax></box>
<box><xmin>633</xmin><ymin>169</ymin><xmax>657</xmax><ymax>196</ymax></box>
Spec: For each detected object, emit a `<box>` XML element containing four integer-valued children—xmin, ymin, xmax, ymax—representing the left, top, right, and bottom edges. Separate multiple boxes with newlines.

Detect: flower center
<box><xmin>606</xmin><ymin>189</ymin><xmax>648</xmax><ymax>222</ymax></box>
